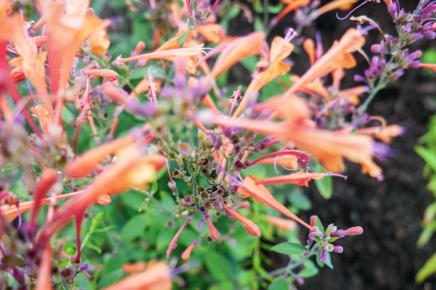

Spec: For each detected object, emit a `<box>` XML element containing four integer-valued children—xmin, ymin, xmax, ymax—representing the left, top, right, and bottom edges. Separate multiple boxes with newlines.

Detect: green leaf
<box><xmin>121</xmin><ymin>190</ymin><xmax>145</xmax><ymax>210</ymax></box>
<box><xmin>417</xmin><ymin>253</ymin><xmax>436</xmax><ymax>282</ymax></box>
<box><xmin>270</xmin><ymin>242</ymin><xmax>304</xmax><ymax>255</ymax></box>
<box><xmin>203</xmin><ymin>252</ymin><xmax>232</xmax><ymax>281</ymax></box>
<box><xmin>315</xmin><ymin>175</ymin><xmax>333</xmax><ymax>199</ymax></box>
<box><xmin>324</xmin><ymin>252</ymin><xmax>334</xmax><ymax>269</ymax></box>
<box><xmin>300</xmin><ymin>260</ymin><xmax>319</xmax><ymax>278</ymax></box>
<box><xmin>289</xmin><ymin>191</ymin><xmax>311</xmax><ymax>210</ymax></box>
<box><xmin>120</xmin><ymin>214</ymin><xmax>148</xmax><ymax>242</ymax></box>
<box><xmin>416</xmin><ymin>146</ymin><xmax>436</xmax><ymax>172</ymax></box>
<box><xmin>268</xmin><ymin>277</ymin><xmax>288</xmax><ymax>290</ymax></box>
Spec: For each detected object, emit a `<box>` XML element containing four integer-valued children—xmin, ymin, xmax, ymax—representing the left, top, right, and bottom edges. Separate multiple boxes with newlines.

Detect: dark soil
<box><xmin>301</xmin><ymin>80</ymin><xmax>436</xmax><ymax>290</ymax></box>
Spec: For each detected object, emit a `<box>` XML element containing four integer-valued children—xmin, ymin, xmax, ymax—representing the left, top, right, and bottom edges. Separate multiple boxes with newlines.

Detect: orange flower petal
<box><xmin>206</xmin><ymin>217</ymin><xmax>220</xmax><ymax>241</ymax></box>
<box><xmin>255</xmin><ymin>171</ymin><xmax>334</xmax><ymax>187</ymax></box>
<box><xmin>103</xmin><ymin>262</ymin><xmax>171</xmax><ymax>290</ymax></box>
<box><xmin>238</xmin><ymin>176</ymin><xmax>312</xmax><ymax>229</ymax></box>
<box><xmin>223</xmin><ymin>206</ymin><xmax>261</xmax><ymax>237</ymax></box>
<box><xmin>211</xmin><ymin>32</ymin><xmax>265</xmax><ymax>78</ymax></box>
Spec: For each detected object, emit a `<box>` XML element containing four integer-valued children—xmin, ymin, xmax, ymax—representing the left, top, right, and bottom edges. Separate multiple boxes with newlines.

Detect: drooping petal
<box><xmin>281</xmin><ymin>28</ymin><xmax>365</xmax><ymax>99</ymax></box>
<box><xmin>206</xmin><ymin>217</ymin><xmax>219</xmax><ymax>241</ymax></box>
<box><xmin>266</xmin><ymin>216</ymin><xmax>296</xmax><ymax>231</ymax></box>
<box><xmin>103</xmin><ymin>262</ymin><xmax>171</xmax><ymax>290</ymax></box>
<box><xmin>41</xmin><ymin>147</ymin><xmax>165</xmax><ymax>240</ymax></box>
<box><xmin>166</xmin><ymin>219</ymin><xmax>190</xmax><ymax>258</ymax></box>
<box><xmin>223</xmin><ymin>206</ymin><xmax>261</xmax><ymax>237</ymax></box>
<box><xmin>255</xmin><ymin>171</ymin><xmax>338</xmax><ymax>187</ymax></box>
<box><xmin>314</xmin><ymin>0</ymin><xmax>359</xmax><ymax>17</ymax></box>
<box><xmin>357</xmin><ymin>125</ymin><xmax>403</xmax><ymax>143</ymax></box>
<box><xmin>118</xmin><ymin>45</ymin><xmax>204</xmax><ymax>63</ymax></box>
<box><xmin>181</xmin><ymin>240</ymin><xmax>199</xmax><ymax>261</ymax></box>
<box><xmin>42</xmin><ymin>0</ymin><xmax>108</xmax><ymax>93</ymax></box>
<box><xmin>211</xmin><ymin>32</ymin><xmax>265</xmax><ymax>78</ymax></box>
<box><xmin>238</xmin><ymin>176</ymin><xmax>312</xmax><ymax>229</ymax></box>
<box><xmin>65</xmin><ymin>134</ymin><xmax>137</xmax><ymax>178</ymax></box>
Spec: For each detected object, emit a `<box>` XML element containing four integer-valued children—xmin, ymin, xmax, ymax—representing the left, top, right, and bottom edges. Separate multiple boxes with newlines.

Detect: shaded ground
<box><xmin>301</xmin><ymin>80</ymin><xmax>436</xmax><ymax>290</ymax></box>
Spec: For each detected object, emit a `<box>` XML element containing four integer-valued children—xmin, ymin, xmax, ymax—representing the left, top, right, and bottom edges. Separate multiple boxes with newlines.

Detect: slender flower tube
<box><xmin>103</xmin><ymin>262</ymin><xmax>171</xmax><ymax>290</ymax></box>
<box><xmin>166</xmin><ymin>217</ymin><xmax>191</xmax><ymax>258</ymax></box>
<box><xmin>238</xmin><ymin>176</ymin><xmax>312</xmax><ymax>229</ymax></box>
<box><xmin>224</xmin><ymin>206</ymin><xmax>261</xmax><ymax>237</ymax></box>
<box><xmin>254</xmin><ymin>172</ymin><xmax>346</xmax><ymax>187</ymax></box>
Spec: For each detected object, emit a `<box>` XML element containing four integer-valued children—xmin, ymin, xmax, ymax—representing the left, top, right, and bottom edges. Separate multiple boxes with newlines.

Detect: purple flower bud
<box><xmin>371</xmin><ymin>44</ymin><xmax>383</xmax><ymax>53</ymax></box>
<box><xmin>333</xmin><ymin>245</ymin><xmax>344</xmax><ymax>253</ymax></box>
<box><xmin>78</xmin><ymin>262</ymin><xmax>89</xmax><ymax>272</ymax></box>
<box><xmin>296</xmin><ymin>274</ymin><xmax>305</xmax><ymax>285</ymax></box>
<box><xmin>388</xmin><ymin>3</ymin><xmax>398</xmax><ymax>16</ymax></box>
<box><xmin>331</xmin><ymin>229</ymin><xmax>345</xmax><ymax>238</ymax></box>
<box><xmin>423</xmin><ymin>30</ymin><xmax>436</xmax><ymax>39</ymax></box>
<box><xmin>354</xmin><ymin>74</ymin><xmax>366</xmax><ymax>82</ymax></box>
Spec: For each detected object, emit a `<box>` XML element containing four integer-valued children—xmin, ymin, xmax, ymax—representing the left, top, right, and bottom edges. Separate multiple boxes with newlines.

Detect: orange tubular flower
<box><xmin>314</xmin><ymin>0</ymin><xmax>360</xmax><ymax>17</ymax></box>
<box><xmin>210</xmin><ymin>32</ymin><xmax>265</xmax><ymax>79</ymax></box>
<box><xmin>223</xmin><ymin>206</ymin><xmax>261</xmax><ymax>237</ymax></box>
<box><xmin>117</xmin><ymin>45</ymin><xmax>204</xmax><ymax>63</ymax></box>
<box><xmin>87</xmin><ymin>26</ymin><xmax>110</xmax><ymax>56</ymax></box>
<box><xmin>166</xmin><ymin>218</ymin><xmax>190</xmax><ymax>258</ymax></box>
<box><xmin>281</xmin><ymin>28</ymin><xmax>365</xmax><ymax>99</ymax></box>
<box><xmin>250</xmin><ymin>154</ymin><xmax>299</xmax><ymax>170</ymax></box>
<box><xmin>83</xmin><ymin>69</ymin><xmax>119</xmax><ymax>82</ymax></box>
<box><xmin>357</xmin><ymin>125</ymin><xmax>403</xmax><ymax>143</ymax></box>
<box><xmin>419</xmin><ymin>63</ymin><xmax>436</xmax><ymax>71</ymax></box>
<box><xmin>303</xmin><ymin>38</ymin><xmax>316</xmax><ymax>65</ymax></box>
<box><xmin>40</xmin><ymin>147</ymin><xmax>165</xmax><ymax>240</ymax></box>
<box><xmin>271</xmin><ymin>0</ymin><xmax>311</xmax><ymax>27</ymax></box>
<box><xmin>254</xmin><ymin>171</ymin><xmax>339</xmax><ymax>187</ymax></box>
<box><xmin>0</xmin><ymin>14</ymin><xmax>48</xmax><ymax>94</ymax></box>
<box><xmin>64</xmin><ymin>133</ymin><xmax>142</xmax><ymax>178</ymax></box>
<box><xmin>1</xmin><ymin>191</ymin><xmax>111</xmax><ymax>224</ymax></box>
<box><xmin>266</xmin><ymin>216</ymin><xmax>297</xmax><ymax>231</ymax></box>
<box><xmin>42</xmin><ymin>0</ymin><xmax>109</xmax><ymax>94</ymax></box>
<box><xmin>103</xmin><ymin>262</ymin><xmax>172</xmax><ymax>290</ymax></box>
<box><xmin>233</xmin><ymin>36</ymin><xmax>294</xmax><ymax>117</ymax></box>
<box><xmin>238</xmin><ymin>176</ymin><xmax>312</xmax><ymax>230</ymax></box>
<box><xmin>181</xmin><ymin>240</ymin><xmax>199</xmax><ymax>261</ymax></box>
<box><xmin>206</xmin><ymin>217</ymin><xmax>220</xmax><ymax>241</ymax></box>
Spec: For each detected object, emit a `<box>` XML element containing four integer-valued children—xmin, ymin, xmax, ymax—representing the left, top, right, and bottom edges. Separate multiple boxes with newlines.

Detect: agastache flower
<box><xmin>182</xmin><ymin>240</ymin><xmax>199</xmax><ymax>261</ymax></box>
<box><xmin>254</xmin><ymin>171</ymin><xmax>346</xmax><ymax>187</ymax></box>
<box><xmin>224</xmin><ymin>206</ymin><xmax>261</xmax><ymax>237</ymax></box>
<box><xmin>166</xmin><ymin>217</ymin><xmax>192</xmax><ymax>258</ymax></box>
<box><xmin>210</xmin><ymin>32</ymin><xmax>265</xmax><ymax>79</ymax></box>
<box><xmin>233</xmin><ymin>34</ymin><xmax>295</xmax><ymax>117</ymax></box>
<box><xmin>237</xmin><ymin>176</ymin><xmax>312</xmax><ymax>229</ymax></box>
<box><xmin>272</xmin><ymin>28</ymin><xmax>365</xmax><ymax>101</ymax></box>
<box><xmin>102</xmin><ymin>261</ymin><xmax>171</xmax><ymax>290</ymax></box>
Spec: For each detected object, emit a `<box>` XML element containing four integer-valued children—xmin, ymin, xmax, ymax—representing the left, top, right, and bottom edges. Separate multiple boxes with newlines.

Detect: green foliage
<box><xmin>416</xmin><ymin>115</ymin><xmax>436</xmax><ymax>282</ymax></box>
